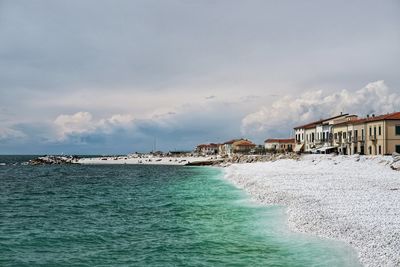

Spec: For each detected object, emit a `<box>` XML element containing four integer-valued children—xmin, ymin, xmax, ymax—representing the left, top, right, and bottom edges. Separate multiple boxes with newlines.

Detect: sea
<box><xmin>0</xmin><ymin>155</ymin><xmax>360</xmax><ymax>266</ymax></box>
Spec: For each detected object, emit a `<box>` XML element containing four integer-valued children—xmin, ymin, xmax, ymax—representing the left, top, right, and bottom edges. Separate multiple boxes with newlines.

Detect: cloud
<box><xmin>0</xmin><ymin>127</ymin><xmax>25</xmax><ymax>141</ymax></box>
<box><xmin>241</xmin><ymin>80</ymin><xmax>400</xmax><ymax>138</ymax></box>
<box><xmin>53</xmin><ymin>112</ymin><xmax>135</xmax><ymax>141</ymax></box>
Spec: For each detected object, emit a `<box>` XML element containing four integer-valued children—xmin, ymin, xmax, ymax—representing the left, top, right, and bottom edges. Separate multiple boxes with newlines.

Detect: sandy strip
<box><xmin>224</xmin><ymin>155</ymin><xmax>400</xmax><ymax>267</ymax></box>
<box><xmin>77</xmin><ymin>156</ymin><xmax>217</xmax><ymax>165</ymax></box>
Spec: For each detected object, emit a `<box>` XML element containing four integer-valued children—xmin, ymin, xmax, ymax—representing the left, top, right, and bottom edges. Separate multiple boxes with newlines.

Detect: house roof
<box><xmin>264</xmin><ymin>138</ymin><xmax>295</xmax><ymax>143</ymax></box>
<box><xmin>293</xmin><ymin>113</ymin><xmax>349</xmax><ymax>129</ymax></box>
<box><xmin>232</xmin><ymin>140</ymin><xmax>256</xmax><ymax>147</ymax></box>
<box><xmin>362</xmin><ymin>112</ymin><xmax>400</xmax><ymax>122</ymax></box>
<box><xmin>223</xmin><ymin>138</ymin><xmax>243</xmax><ymax>145</ymax></box>
<box><xmin>333</xmin><ymin>112</ymin><xmax>400</xmax><ymax>126</ymax></box>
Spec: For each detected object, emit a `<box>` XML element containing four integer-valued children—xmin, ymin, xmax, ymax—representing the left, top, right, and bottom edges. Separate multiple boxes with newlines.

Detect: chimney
<box><xmin>372</xmin><ymin>114</ymin><xmax>375</xmax><ymax>117</ymax></box>
<box><xmin>367</xmin><ymin>114</ymin><xmax>369</xmax><ymax>118</ymax></box>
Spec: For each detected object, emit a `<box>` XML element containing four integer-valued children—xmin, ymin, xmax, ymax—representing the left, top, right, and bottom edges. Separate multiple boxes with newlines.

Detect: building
<box><xmin>219</xmin><ymin>139</ymin><xmax>243</xmax><ymax>156</ymax></box>
<box><xmin>195</xmin><ymin>143</ymin><xmax>219</xmax><ymax>155</ymax></box>
<box><xmin>232</xmin><ymin>139</ymin><xmax>256</xmax><ymax>154</ymax></box>
<box><xmin>294</xmin><ymin>114</ymin><xmax>349</xmax><ymax>153</ymax></box>
<box><xmin>294</xmin><ymin>121</ymin><xmax>317</xmax><ymax>153</ymax></box>
<box><xmin>295</xmin><ymin>111</ymin><xmax>400</xmax><ymax>155</ymax></box>
<box><xmin>363</xmin><ymin>112</ymin><xmax>400</xmax><ymax>155</ymax></box>
<box><xmin>264</xmin><ymin>139</ymin><xmax>295</xmax><ymax>152</ymax></box>
<box><xmin>329</xmin><ymin>112</ymin><xmax>400</xmax><ymax>155</ymax></box>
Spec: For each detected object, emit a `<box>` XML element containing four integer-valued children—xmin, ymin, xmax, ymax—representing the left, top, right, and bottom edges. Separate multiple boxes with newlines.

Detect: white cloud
<box><xmin>54</xmin><ymin>112</ymin><xmax>135</xmax><ymax>140</ymax></box>
<box><xmin>54</xmin><ymin>112</ymin><xmax>95</xmax><ymax>139</ymax></box>
<box><xmin>241</xmin><ymin>80</ymin><xmax>400</xmax><ymax>137</ymax></box>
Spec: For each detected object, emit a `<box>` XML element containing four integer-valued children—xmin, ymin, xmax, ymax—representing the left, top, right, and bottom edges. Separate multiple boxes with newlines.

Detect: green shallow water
<box><xmin>0</xmin><ymin>159</ymin><xmax>360</xmax><ymax>266</ymax></box>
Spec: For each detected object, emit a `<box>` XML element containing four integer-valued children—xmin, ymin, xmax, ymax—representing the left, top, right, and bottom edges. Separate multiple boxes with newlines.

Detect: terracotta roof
<box><xmin>293</xmin><ymin>120</ymin><xmax>321</xmax><ymax>130</ymax></box>
<box><xmin>223</xmin><ymin>138</ymin><xmax>243</xmax><ymax>144</ymax></box>
<box><xmin>294</xmin><ymin>113</ymin><xmax>349</xmax><ymax>129</ymax></box>
<box><xmin>232</xmin><ymin>140</ymin><xmax>256</xmax><ymax>147</ymax></box>
<box><xmin>333</xmin><ymin>112</ymin><xmax>400</xmax><ymax>126</ymax></box>
<box><xmin>362</xmin><ymin>112</ymin><xmax>400</xmax><ymax>122</ymax></box>
<box><xmin>264</xmin><ymin>138</ymin><xmax>295</xmax><ymax>143</ymax></box>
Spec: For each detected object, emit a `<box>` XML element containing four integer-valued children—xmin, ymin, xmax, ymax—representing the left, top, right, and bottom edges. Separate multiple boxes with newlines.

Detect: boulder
<box><xmin>392</xmin><ymin>152</ymin><xmax>400</xmax><ymax>163</ymax></box>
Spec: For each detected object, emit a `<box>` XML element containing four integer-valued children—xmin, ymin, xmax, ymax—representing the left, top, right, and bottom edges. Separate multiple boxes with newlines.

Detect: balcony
<box><xmin>369</xmin><ymin>135</ymin><xmax>377</xmax><ymax>141</ymax></box>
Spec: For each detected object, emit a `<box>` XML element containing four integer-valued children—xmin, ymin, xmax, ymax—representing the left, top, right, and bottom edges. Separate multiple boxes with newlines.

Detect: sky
<box><xmin>0</xmin><ymin>0</ymin><xmax>399</xmax><ymax>154</ymax></box>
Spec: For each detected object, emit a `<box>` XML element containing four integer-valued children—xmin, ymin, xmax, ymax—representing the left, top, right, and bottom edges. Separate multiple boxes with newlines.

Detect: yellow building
<box><xmin>293</xmin><ymin>112</ymin><xmax>400</xmax><ymax>155</ymax></box>
<box><xmin>331</xmin><ymin>115</ymin><xmax>358</xmax><ymax>155</ymax></box>
<box><xmin>363</xmin><ymin>112</ymin><xmax>400</xmax><ymax>155</ymax></box>
<box><xmin>333</xmin><ymin>112</ymin><xmax>400</xmax><ymax>155</ymax></box>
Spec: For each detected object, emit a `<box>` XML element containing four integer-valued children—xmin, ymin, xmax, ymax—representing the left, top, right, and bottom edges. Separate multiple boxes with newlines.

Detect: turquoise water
<box><xmin>0</xmin><ymin>157</ymin><xmax>360</xmax><ymax>266</ymax></box>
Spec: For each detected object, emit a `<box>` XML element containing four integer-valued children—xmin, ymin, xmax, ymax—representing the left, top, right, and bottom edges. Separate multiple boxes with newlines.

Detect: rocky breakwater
<box><xmin>28</xmin><ymin>155</ymin><xmax>79</xmax><ymax>165</ymax></box>
<box><xmin>218</xmin><ymin>153</ymin><xmax>300</xmax><ymax>167</ymax></box>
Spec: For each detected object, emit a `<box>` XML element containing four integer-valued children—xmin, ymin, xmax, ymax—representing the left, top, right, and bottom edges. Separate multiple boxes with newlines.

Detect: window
<box><xmin>361</xmin><ymin>129</ymin><xmax>364</xmax><ymax>140</ymax></box>
<box><xmin>378</xmin><ymin>126</ymin><xmax>381</xmax><ymax>136</ymax></box>
<box><xmin>334</xmin><ymin>133</ymin><xmax>338</xmax><ymax>140</ymax></box>
<box><xmin>378</xmin><ymin>145</ymin><xmax>382</xmax><ymax>155</ymax></box>
<box><xmin>396</xmin><ymin>126</ymin><xmax>400</xmax><ymax>136</ymax></box>
<box><xmin>343</xmin><ymin>132</ymin><xmax>346</xmax><ymax>139</ymax></box>
<box><xmin>374</xmin><ymin>127</ymin><xmax>377</xmax><ymax>136</ymax></box>
<box><xmin>396</xmin><ymin>145</ymin><xmax>400</xmax><ymax>153</ymax></box>
<box><xmin>368</xmin><ymin>146</ymin><xmax>372</xmax><ymax>155</ymax></box>
<box><xmin>369</xmin><ymin>127</ymin><xmax>372</xmax><ymax>136</ymax></box>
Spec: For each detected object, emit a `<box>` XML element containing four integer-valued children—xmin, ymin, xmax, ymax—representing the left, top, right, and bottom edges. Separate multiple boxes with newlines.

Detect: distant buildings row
<box><xmin>196</xmin><ymin>139</ymin><xmax>257</xmax><ymax>157</ymax></box>
<box><xmin>196</xmin><ymin>111</ymin><xmax>400</xmax><ymax>156</ymax></box>
<box><xmin>293</xmin><ymin>111</ymin><xmax>400</xmax><ymax>155</ymax></box>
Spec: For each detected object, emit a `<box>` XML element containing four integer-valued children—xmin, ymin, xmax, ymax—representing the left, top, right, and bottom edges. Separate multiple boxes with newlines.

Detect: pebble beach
<box><xmin>224</xmin><ymin>155</ymin><xmax>400</xmax><ymax>267</ymax></box>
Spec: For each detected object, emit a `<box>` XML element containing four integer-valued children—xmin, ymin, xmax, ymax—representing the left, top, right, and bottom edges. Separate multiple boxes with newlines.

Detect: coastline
<box><xmin>223</xmin><ymin>154</ymin><xmax>400</xmax><ymax>267</ymax></box>
<box><xmin>76</xmin><ymin>155</ymin><xmax>220</xmax><ymax>165</ymax></box>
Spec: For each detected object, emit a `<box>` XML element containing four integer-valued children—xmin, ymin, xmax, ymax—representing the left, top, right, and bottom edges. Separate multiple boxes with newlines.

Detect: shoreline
<box><xmin>223</xmin><ymin>154</ymin><xmax>400</xmax><ymax>267</ymax></box>
<box><xmin>76</xmin><ymin>153</ymin><xmax>300</xmax><ymax>166</ymax></box>
<box><xmin>76</xmin><ymin>155</ymin><xmax>220</xmax><ymax>166</ymax></box>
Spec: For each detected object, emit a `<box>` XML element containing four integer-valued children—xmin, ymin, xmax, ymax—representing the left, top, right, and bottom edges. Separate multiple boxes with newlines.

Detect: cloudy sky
<box><xmin>0</xmin><ymin>0</ymin><xmax>399</xmax><ymax>154</ymax></box>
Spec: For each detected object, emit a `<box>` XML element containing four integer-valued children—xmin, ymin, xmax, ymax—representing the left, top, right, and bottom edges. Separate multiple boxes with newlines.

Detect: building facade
<box><xmin>264</xmin><ymin>139</ymin><xmax>295</xmax><ymax>152</ymax></box>
<box><xmin>295</xmin><ymin>112</ymin><xmax>400</xmax><ymax>155</ymax></box>
<box><xmin>294</xmin><ymin>114</ymin><xmax>349</xmax><ymax>153</ymax></box>
<box><xmin>232</xmin><ymin>140</ymin><xmax>256</xmax><ymax>154</ymax></box>
<box><xmin>195</xmin><ymin>143</ymin><xmax>219</xmax><ymax>155</ymax></box>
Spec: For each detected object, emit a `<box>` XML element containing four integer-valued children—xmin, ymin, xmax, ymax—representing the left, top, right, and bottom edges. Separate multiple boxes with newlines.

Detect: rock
<box><xmin>392</xmin><ymin>152</ymin><xmax>400</xmax><ymax>163</ymax></box>
<box><xmin>390</xmin><ymin>161</ymin><xmax>400</xmax><ymax>171</ymax></box>
<box><xmin>28</xmin><ymin>155</ymin><xmax>79</xmax><ymax>165</ymax></box>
